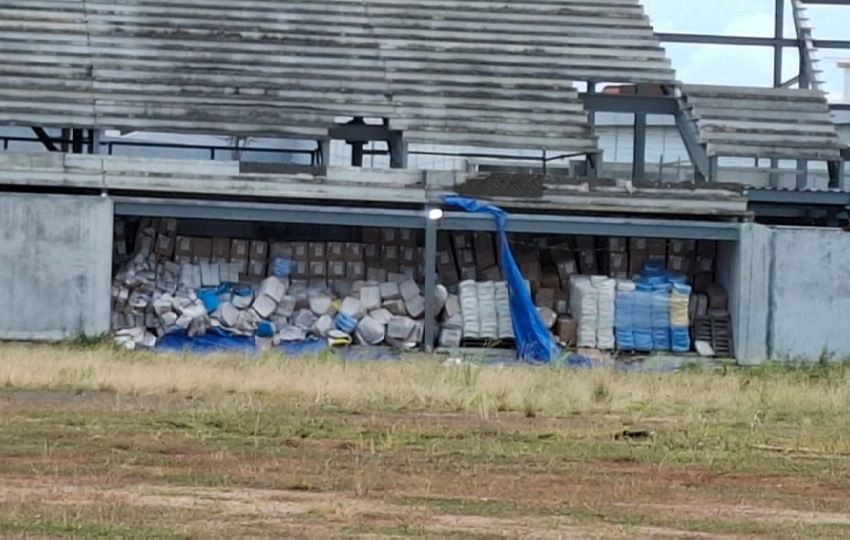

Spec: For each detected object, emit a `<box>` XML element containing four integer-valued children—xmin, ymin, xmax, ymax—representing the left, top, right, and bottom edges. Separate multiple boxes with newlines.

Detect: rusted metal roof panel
<box><xmin>0</xmin><ymin>0</ymin><xmax>674</xmax><ymax>152</ymax></box>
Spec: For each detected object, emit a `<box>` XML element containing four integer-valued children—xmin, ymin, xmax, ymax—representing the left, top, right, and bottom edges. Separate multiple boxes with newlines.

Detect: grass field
<box><xmin>1</xmin><ymin>343</ymin><xmax>850</xmax><ymax>538</ymax></box>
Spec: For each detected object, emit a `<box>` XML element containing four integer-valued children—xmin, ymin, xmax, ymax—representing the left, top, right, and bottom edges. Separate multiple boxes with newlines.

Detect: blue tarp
<box><xmin>442</xmin><ymin>196</ymin><xmax>560</xmax><ymax>363</ymax></box>
<box><xmin>155</xmin><ymin>330</ymin><xmax>402</xmax><ymax>362</ymax></box>
<box><xmin>156</xmin><ymin>328</ymin><xmax>257</xmax><ymax>355</ymax></box>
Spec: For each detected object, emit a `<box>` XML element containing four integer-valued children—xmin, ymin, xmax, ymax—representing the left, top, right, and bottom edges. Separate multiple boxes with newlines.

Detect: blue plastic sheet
<box><xmin>441</xmin><ymin>196</ymin><xmax>559</xmax><ymax>363</ymax></box>
<box><xmin>156</xmin><ymin>328</ymin><xmax>257</xmax><ymax>355</ymax></box>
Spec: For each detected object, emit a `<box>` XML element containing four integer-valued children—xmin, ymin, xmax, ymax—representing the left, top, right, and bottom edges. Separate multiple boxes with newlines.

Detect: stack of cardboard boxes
<box><xmin>113</xmin><ymin>216</ymin><xmax>727</xmax><ymax>354</ymax></box>
<box><xmin>436</xmin><ymin>231</ymin><xmax>500</xmax><ymax>285</ymax></box>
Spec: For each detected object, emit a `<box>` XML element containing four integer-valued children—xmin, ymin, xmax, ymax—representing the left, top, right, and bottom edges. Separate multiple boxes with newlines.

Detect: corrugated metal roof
<box><xmin>683</xmin><ymin>85</ymin><xmax>844</xmax><ymax>162</ymax></box>
<box><xmin>0</xmin><ymin>0</ymin><xmax>674</xmax><ymax>152</ymax></box>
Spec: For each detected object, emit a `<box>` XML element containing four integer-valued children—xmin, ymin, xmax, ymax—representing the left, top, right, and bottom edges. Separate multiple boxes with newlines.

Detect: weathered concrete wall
<box><xmin>769</xmin><ymin>227</ymin><xmax>850</xmax><ymax>361</ymax></box>
<box><xmin>716</xmin><ymin>224</ymin><xmax>772</xmax><ymax>364</ymax></box>
<box><xmin>0</xmin><ymin>193</ymin><xmax>113</xmax><ymax>340</ymax></box>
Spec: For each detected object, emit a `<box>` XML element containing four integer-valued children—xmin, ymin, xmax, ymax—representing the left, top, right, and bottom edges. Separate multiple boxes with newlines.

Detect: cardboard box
<box><xmin>328</xmin><ymin>260</ymin><xmax>347</xmax><ymax>279</ymax></box>
<box><xmin>456</xmin><ymin>249</ymin><xmax>476</xmax><ymax>268</ymax></box>
<box><xmin>481</xmin><ymin>266</ymin><xmax>502</xmax><ymax>282</ymax></box>
<box><xmin>230</xmin><ymin>258</ymin><xmax>248</xmax><ymax>274</ymax></box>
<box><xmin>175</xmin><ymin>236</ymin><xmax>193</xmax><ymax>258</ymax></box>
<box><xmin>556</xmin><ymin>318</ymin><xmax>578</xmax><ymax>346</ymax></box>
<box><xmin>554</xmin><ymin>291</ymin><xmax>571</xmax><ymax>315</ymax></box>
<box><xmin>696</xmin><ymin>257</ymin><xmax>715</xmax><ymax>273</ymax></box>
<box><xmin>292</xmin><ymin>242</ymin><xmax>309</xmax><ymax>261</ymax></box>
<box><xmin>669</xmin><ymin>239</ymin><xmax>696</xmax><ymax>256</ymax></box>
<box><xmin>693</xmin><ymin>272</ymin><xmax>713</xmax><ymax>293</ymax></box>
<box><xmin>291</xmin><ymin>260</ymin><xmax>309</xmax><ymax>279</ymax></box>
<box><xmin>439</xmin><ymin>264</ymin><xmax>460</xmax><ymax>287</ymax></box>
<box><xmin>363</xmin><ymin>228</ymin><xmax>381</xmax><ymax>244</ymax></box>
<box><xmin>437</xmin><ymin>232</ymin><xmax>451</xmax><ymax>251</ymax></box>
<box><xmin>238</xmin><ymin>273</ymin><xmax>264</xmax><ymax>285</ymax></box>
<box><xmin>576</xmin><ymin>236</ymin><xmax>595</xmax><ymax>251</ymax></box>
<box><xmin>346</xmin><ymin>261</ymin><xmax>366</xmax><ymax>279</ymax></box>
<box><xmin>269</xmin><ymin>241</ymin><xmax>292</xmax><ymax>259</ymax></box>
<box><xmin>401</xmin><ymin>247</ymin><xmax>418</xmax><ymax>265</ymax></box>
<box><xmin>366</xmin><ymin>267</ymin><xmax>387</xmax><ymax>282</ymax></box>
<box><xmin>607</xmin><ymin>252</ymin><xmax>629</xmax><ymax>279</ymax></box>
<box><xmin>578</xmin><ymin>250</ymin><xmax>597</xmax><ymax>275</ymax></box>
<box><xmin>309</xmin><ymin>260</ymin><xmax>327</xmax><ymax>279</ymax></box>
<box><xmin>158</xmin><ymin>218</ymin><xmax>178</xmax><ymax>237</ymax></box>
<box><xmin>344</xmin><ymin>242</ymin><xmax>364</xmax><ymax>262</ymax></box>
<box><xmin>629</xmin><ymin>250</ymin><xmax>648</xmax><ymax>276</ymax></box>
<box><xmin>155</xmin><ymin>234</ymin><xmax>174</xmax><ymax>258</ymax></box>
<box><xmin>520</xmin><ymin>260</ymin><xmax>543</xmax><ymax>290</ymax></box>
<box><xmin>248</xmin><ymin>259</ymin><xmax>266</xmax><ymax>278</ymax></box>
<box><xmin>399</xmin><ymin>228</ymin><xmax>418</xmax><ymax>245</ymax></box>
<box><xmin>193</xmin><ymin>238</ymin><xmax>213</xmax><ymax>261</ymax></box>
<box><xmin>556</xmin><ymin>259</ymin><xmax>579</xmax><ymax>286</ymax></box>
<box><xmin>137</xmin><ymin>234</ymin><xmax>154</xmax><ymax>256</ymax></box>
<box><xmin>230</xmin><ymin>239</ymin><xmax>250</xmax><ymax>260</ymax></box>
<box><xmin>382</xmin><ymin>245</ymin><xmax>400</xmax><ymax>263</ymax></box>
<box><xmin>212</xmin><ymin>238</ymin><xmax>231</xmax><ymax>261</ymax></box>
<box><xmin>326</xmin><ymin>242</ymin><xmax>345</xmax><ymax>260</ymax></box>
<box><xmin>706</xmin><ymin>283</ymin><xmax>729</xmax><ymax>310</ymax></box>
<box><xmin>113</xmin><ymin>239</ymin><xmax>128</xmax><ymax>258</ymax></box>
<box><xmin>381</xmin><ymin>228</ymin><xmax>399</xmax><ymax>245</ymax></box>
<box><xmin>541</xmin><ymin>273</ymin><xmax>561</xmax><ymax>291</ymax></box>
<box><xmin>607</xmin><ymin>237</ymin><xmax>628</xmax><ymax>253</ymax></box>
<box><xmin>667</xmin><ymin>255</ymin><xmax>692</xmax><ymax>275</ymax></box>
<box><xmin>698</xmin><ymin>240</ymin><xmax>718</xmax><ymax>258</ymax></box>
<box><xmin>452</xmin><ymin>232</ymin><xmax>473</xmax><ymax>251</ymax></box>
<box><xmin>550</xmin><ymin>243</ymin><xmax>574</xmax><ymax>265</ymax></box>
<box><xmin>364</xmin><ymin>243</ymin><xmax>381</xmax><ymax>263</ymax></box>
<box><xmin>459</xmin><ymin>266</ymin><xmax>477</xmax><ymax>281</ymax></box>
<box><xmin>309</xmin><ymin>242</ymin><xmax>326</xmax><ymax>260</ymax></box>
<box><xmin>630</xmin><ymin>237</ymin><xmax>648</xmax><ymax>252</ymax></box>
<box><xmin>114</xmin><ymin>219</ymin><xmax>126</xmax><ymax>239</ymax></box>
<box><xmin>535</xmin><ymin>288</ymin><xmax>556</xmax><ymax>310</ymax></box>
<box><xmin>474</xmin><ymin>233</ymin><xmax>497</xmax><ymax>270</ymax></box>
<box><xmin>647</xmin><ymin>238</ymin><xmax>667</xmax><ymax>259</ymax></box>
<box><xmin>382</xmin><ymin>261</ymin><xmax>400</xmax><ymax>273</ymax></box>
<box><xmin>250</xmin><ymin>240</ymin><xmax>269</xmax><ymax>261</ymax></box>
<box><xmin>437</xmin><ymin>250</ymin><xmax>455</xmax><ymax>269</ymax></box>
<box><xmin>400</xmin><ymin>265</ymin><xmax>417</xmax><ymax>280</ymax></box>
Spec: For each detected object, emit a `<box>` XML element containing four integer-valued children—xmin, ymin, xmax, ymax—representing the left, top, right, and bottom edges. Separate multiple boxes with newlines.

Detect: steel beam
<box><xmin>774</xmin><ymin>0</ymin><xmax>785</xmax><ymax>87</ymax></box>
<box><xmin>113</xmin><ymin>197</ymin><xmax>428</xmax><ymax>229</ymax></box>
<box><xmin>60</xmin><ymin>128</ymin><xmax>70</xmax><ymax>153</ymax></box>
<box><xmin>317</xmin><ymin>140</ymin><xmax>331</xmax><ymax>167</ymax></box>
<box><xmin>328</xmin><ymin>123</ymin><xmax>392</xmax><ymax>143</ymax></box>
<box><xmin>828</xmin><ymin>160</ymin><xmax>846</xmax><ymax>190</ymax></box>
<box><xmin>796</xmin><ymin>159</ymin><xmax>809</xmax><ymax>189</ymax></box>
<box><xmin>71</xmin><ymin>129</ymin><xmax>84</xmax><ymax>154</ymax></box>
<box><xmin>633</xmin><ymin>113</ymin><xmax>647</xmax><ymax>181</ymax></box>
<box><xmin>30</xmin><ymin>127</ymin><xmax>58</xmax><ymax>152</ymax></box>
<box><xmin>673</xmin><ymin>108</ymin><xmax>710</xmax><ymax>181</ymax></box>
<box><xmin>580</xmin><ymin>94</ymin><xmax>678</xmax><ymax>115</ymax></box>
<box><xmin>658</xmin><ymin>32</ymin><xmax>850</xmax><ymax>50</ymax></box>
<box><xmin>437</xmin><ymin>212</ymin><xmax>742</xmax><ymax>241</ymax></box>
<box><xmin>746</xmin><ymin>188</ymin><xmax>850</xmax><ymax>206</ymax></box>
<box><xmin>422</xmin><ymin>211</ymin><xmax>438</xmax><ymax>352</ymax></box>
<box><xmin>389</xmin><ymin>133</ymin><xmax>408</xmax><ymax>169</ymax></box>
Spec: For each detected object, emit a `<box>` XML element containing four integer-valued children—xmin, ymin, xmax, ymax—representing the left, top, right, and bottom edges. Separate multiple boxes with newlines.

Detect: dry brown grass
<box><xmin>1</xmin><ymin>343</ymin><xmax>849</xmax><ymax>421</ymax></box>
<box><xmin>2</xmin><ymin>343</ymin><xmax>850</xmax><ymax>537</ymax></box>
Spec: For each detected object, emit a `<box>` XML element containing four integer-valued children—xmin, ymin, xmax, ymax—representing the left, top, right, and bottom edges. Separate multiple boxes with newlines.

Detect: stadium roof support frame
<box><xmin>655</xmin><ymin>0</ymin><xmax>850</xmax><ymax>189</ymax></box>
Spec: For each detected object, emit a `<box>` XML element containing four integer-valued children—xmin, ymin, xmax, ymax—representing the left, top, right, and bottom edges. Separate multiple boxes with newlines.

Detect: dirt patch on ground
<box><xmin>2</xmin><ymin>389</ymin><xmax>850</xmax><ymax>537</ymax></box>
<box><xmin>0</xmin><ymin>480</ymin><xmax>749</xmax><ymax>538</ymax></box>
<box><xmin>620</xmin><ymin>503</ymin><xmax>850</xmax><ymax>527</ymax></box>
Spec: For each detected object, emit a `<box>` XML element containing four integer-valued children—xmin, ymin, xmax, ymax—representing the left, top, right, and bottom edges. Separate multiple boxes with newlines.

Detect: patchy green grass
<box><xmin>0</xmin><ymin>345</ymin><xmax>849</xmax><ymax>537</ymax></box>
